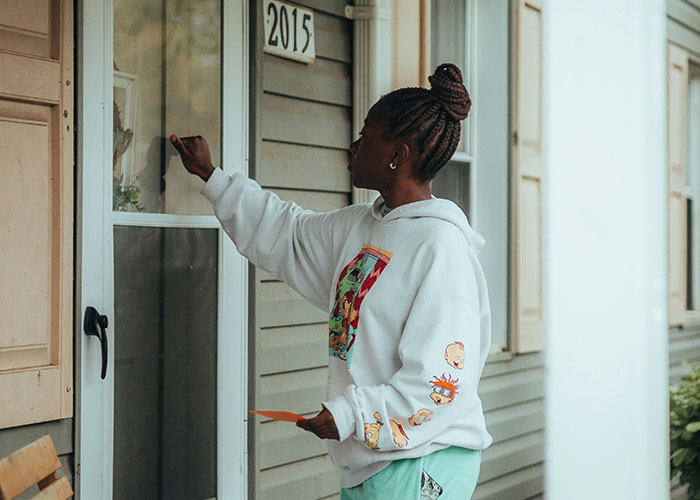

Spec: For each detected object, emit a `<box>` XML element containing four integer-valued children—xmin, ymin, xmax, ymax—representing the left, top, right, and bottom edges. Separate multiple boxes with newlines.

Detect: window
<box><xmin>685</xmin><ymin>62</ymin><xmax>700</xmax><ymax>321</ymax></box>
<box><xmin>428</xmin><ymin>0</ymin><xmax>512</xmax><ymax>352</ymax></box>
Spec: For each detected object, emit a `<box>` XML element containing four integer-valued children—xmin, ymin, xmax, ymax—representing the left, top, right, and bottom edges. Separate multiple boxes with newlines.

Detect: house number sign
<box><xmin>263</xmin><ymin>0</ymin><xmax>316</xmax><ymax>63</ymax></box>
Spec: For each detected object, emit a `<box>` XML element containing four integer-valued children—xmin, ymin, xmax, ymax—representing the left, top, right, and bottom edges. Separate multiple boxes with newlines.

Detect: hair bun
<box><xmin>428</xmin><ymin>63</ymin><xmax>471</xmax><ymax>121</ymax></box>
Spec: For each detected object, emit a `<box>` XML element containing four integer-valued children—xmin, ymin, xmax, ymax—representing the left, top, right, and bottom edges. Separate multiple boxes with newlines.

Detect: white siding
<box><xmin>250</xmin><ymin>1</ymin><xmax>352</xmax><ymax>498</ymax></box>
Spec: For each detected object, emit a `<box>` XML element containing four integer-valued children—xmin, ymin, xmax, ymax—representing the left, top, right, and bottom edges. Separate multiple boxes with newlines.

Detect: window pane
<box><xmin>432</xmin><ymin>0</ymin><xmax>468</xmax><ymax>153</ymax></box>
<box><xmin>431</xmin><ymin>161</ymin><xmax>471</xmax><ymax>219</ymax></box>
<box><xmin>113</xmin><ymin>0</ymin><xmax>221</xmax><ymax>214</ymax></box>
<box><xmin>113</xmin><ymin>226</ymin><xmax>218</xmax><ymax>500</ymax></box>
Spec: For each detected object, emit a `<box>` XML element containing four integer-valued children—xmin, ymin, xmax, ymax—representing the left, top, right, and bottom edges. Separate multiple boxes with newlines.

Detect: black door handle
<box><xmin>84</xmin><ymin>306</ymin><xmax>109</xmax><ymax>380</ymax></box>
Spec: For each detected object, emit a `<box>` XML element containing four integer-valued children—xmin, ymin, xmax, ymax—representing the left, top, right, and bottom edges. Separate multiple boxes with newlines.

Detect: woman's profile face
<box><xmin>347</xmin><ymin>101</ymin><xmax>395</xmax><ymax>190</ymax></box>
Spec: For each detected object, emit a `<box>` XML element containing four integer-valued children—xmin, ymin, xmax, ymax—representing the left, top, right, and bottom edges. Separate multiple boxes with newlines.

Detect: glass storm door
<box><xmin>77</xmin><ymin>0</ymin><xmax>248</xmax><ymax>498</ymax></box>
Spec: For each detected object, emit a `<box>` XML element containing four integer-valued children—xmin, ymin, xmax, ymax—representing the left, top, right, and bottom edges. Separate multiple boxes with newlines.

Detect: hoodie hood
<box><xmin>371</xmin><ymin>194</ymin><xmax>486</xmax><ymax>255</ymax></box>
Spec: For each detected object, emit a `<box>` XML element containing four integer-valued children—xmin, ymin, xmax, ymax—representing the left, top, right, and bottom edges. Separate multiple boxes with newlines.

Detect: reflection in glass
<box><xmin>113</xmin><ymin>0</ymin><xmax>221</xmax><ymax>214</ymax></box>
<box><xmin>113</xmin><ymin>226</ymin><xmax>218</xmax><ymax>500</ymax></box>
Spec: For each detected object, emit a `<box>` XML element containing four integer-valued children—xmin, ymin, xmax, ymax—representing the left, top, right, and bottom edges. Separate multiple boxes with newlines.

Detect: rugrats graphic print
<box><xmin>328</xmin><ymin>244</ymin><xmax>393</xmax><ymax>366</ymax></box>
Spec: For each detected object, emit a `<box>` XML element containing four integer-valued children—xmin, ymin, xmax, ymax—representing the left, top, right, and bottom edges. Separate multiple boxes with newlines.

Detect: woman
<box><xmin>171</xmin><ymin>63</ymin><xmax>492</xmax><ymax>499</ymax></box>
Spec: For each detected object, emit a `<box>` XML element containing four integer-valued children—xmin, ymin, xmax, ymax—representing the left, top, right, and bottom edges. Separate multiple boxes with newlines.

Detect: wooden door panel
<box><xmin>0</xmin><ymin>103</ymin><xmax>56</xmax><ymax>371</ymax></box>
<box><xmin>0</xmin><ymin>0</ymin><xmax>72</xmax><ymax>429</ymax></box>
<box><xmin>0</xmin><ymin>0</ymin><xmax>59</xmax><ymax>58</ymax></box>
<box><xmin>0</xmin><ymin>52</ymin><xmax>61</xmax><ymax>102</ymax></box>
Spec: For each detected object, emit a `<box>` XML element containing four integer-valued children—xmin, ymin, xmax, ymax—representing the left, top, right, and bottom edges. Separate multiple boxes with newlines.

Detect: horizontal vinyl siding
<box><xmin>0</xmin><ymin>418</ymin><xmax>73</xmax><ymax>499</ymax></box>
<box><xmin>668</xmin><ymin>3</ymin><xmax>700</xmax><ymax>499</ymax></box>
<box><xmin>473</xmin><ymin>352</ymin><xmax>545</xmax><ymax>500</ymax></box>
<box><xmin>252</xmin><ymin>2</ymin><xmax>352</xmax><ymax>499</ymax></box>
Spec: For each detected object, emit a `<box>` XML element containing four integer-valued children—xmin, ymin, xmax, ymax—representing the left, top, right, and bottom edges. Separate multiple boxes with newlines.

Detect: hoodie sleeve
<box><xmin>322</xmin><ymin>239</ymin><xmax>488</xmax><ymax>451</ymax></box>
<box><xmin>201</xmin><ymin>168</ymin><xmax>351</xmax><ymax>311</ymax></box>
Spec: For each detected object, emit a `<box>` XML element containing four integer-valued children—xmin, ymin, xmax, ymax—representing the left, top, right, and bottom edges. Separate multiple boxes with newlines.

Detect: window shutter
<box><xmin>512</xmin><ymin>0</ymin><xmax>544</xmax><ymax>352</ymax></box>
<box><xmin>391</xmin><ymin>0</ymin><xmax>430</xmax><ymax>89</ymax></box>
<box><xmin>0</xmin><ymin>0</ymin><xmax>74</xmax><ymax>428</ymax></box>
<box><xmin>667</xmin><ymin>43</ymin><xmax>689</xmax><ymax>326</ymax></box>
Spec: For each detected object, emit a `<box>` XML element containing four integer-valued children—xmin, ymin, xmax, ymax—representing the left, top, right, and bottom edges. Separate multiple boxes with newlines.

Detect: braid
<box><xmin>380</xmin><ymin>63</ymin><xmax>471</xmax><ymax>182</ymax></box>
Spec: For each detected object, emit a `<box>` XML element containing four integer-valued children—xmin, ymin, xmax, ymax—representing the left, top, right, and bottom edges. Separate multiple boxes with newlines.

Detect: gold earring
<box><xmin>389</xmin><ymin>162</ymin><xmax>397</xmax><ymax>170</ymax></box>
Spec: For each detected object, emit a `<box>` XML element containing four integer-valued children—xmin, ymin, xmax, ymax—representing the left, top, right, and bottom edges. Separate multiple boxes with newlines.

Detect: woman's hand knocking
<box><xmin>296</xmin><ymin>405</ymin><xmax>340</xmax><ymax>441</ymax></box>
<box><xmin>169</xmin><ymin>134</ymin><xmax>216</xmax><ymax>182</ymax></box>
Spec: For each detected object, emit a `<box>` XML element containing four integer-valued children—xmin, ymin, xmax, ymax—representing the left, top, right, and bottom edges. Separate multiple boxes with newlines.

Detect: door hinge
<box><xmin>513</xmin><ymin>130</ymin><xmax>519</xmax><ymax>145</ymax></box>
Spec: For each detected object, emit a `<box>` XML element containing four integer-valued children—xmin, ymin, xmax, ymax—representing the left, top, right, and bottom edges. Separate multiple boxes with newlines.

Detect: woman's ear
<box><xmin>392</xmin><ymin>142</ymin><xmax>411</xmax><ymax>168</ymax></box>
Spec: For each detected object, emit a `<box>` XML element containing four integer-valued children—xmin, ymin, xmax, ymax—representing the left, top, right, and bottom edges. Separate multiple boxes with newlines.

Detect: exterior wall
<box><xmin>246</xmin><ymin>1</ymin><xmax>546</xmax><ymax>499</ymax></box>
<box><xmin>667</xmin><ymin>1</ymin><xmax>700</xmax><ymax>498</ymax></box>
<box><xmin>0</xmin><ymin>419</ymin><xmax>73</xmax><ymax>499</ymax></box>
<box><xmin>248</xmin><ymin>1</ymin><xmax>353</xmax><ymax>498</ymax></box>
<box><xmin>473</xmin><ymin>353</ymin><xmax>544</xmax><ymax>499</ymax></box>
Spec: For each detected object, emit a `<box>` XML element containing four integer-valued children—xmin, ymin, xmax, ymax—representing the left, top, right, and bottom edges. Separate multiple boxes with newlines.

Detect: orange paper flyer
<box><xmin>249</xmin><ymin>410</ymin><xmax>306</xmax><ymax>423</ymax></box>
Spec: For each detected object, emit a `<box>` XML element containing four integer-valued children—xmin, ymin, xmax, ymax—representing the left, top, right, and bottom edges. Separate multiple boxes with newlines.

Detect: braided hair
<box><xmin>379</xmin><ymin>63</ymin><xmax>471</xmax><ymax>182</ymax></box>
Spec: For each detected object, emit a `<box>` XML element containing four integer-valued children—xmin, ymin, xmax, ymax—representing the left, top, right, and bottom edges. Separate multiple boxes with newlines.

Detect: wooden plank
<box><xmin>0</xmin><ymin>51</ymin><xmax>60</xmax><ymax>103</ymax></box>
<box><xmin>259</xmin><ymin>323</ymin><xmax>329</xmax><ymax>375</ymax></box>
<box><xmin>669</xmin><ymin>325</ymin><xmax>700</xmax><ymax>341</ymax></box>
<box><xmin>259</xmin><ymin>419</ymin><xmax>328</xmax><ymax>469</ymax></box>
<box><xmin>473</xmin><ymin>463</ymin><xmax>544</xmax><ymax>500</ymax></box>
<box><xmin>0</xmin><ymin>0</ymin><xmax>50</xmax><ymax>37</ymax></box>
<box><xmin>669</xmin><ymin>334</ymin><xmax>700</xmax><ymax>365</ymax></box>
<box><xmin>259</xmin><ymin>281</ymin><xmax>328</xmax><ymax>328</ymax></box>
<box><xmin>31</xmin><ymin>476</ymin><xmax>73</xmax><ymax>500</ymax></box>
<box><xmin>311</xmin><ymin>10</ymin><xmax>351</xmax><ymax>63</ymax></box>
<box><xmin>262</xmin><ymin>93</ymin><xmax>352</xmax><ymax>149</ymax></box>
<box><xmin>0</xmin><ymin>368</ymin><xmax>61</xmax><ymax>429</ymax></box>
<box><xmin>482</xmin><ymin>351</ymin><xmax>544</xmax><ymax>379</ymax></box>
<box><xmin>258</xmin><ymin>141</ymin><xmax>351</xmax><ymax>193</ymax></box>
<box><xmin>479</xmin><ymin>367</ymin><xmax>544</xmax><ymax>412</ymax></box>
<box><xmin>485</xmin><ymin>399</ymin><xmax>544</xmax><ymax>443</ymax></box>
<box><xmin>289</xmin><ymin>0</ymin><xmax>347</xmax><ymax>18</ymax></box>
<box><xmin>258</xmin><ymin>367</ymin><xmax>328</xmax><ymax>415</ymax></box>
<box><xmin>267</xmin><ymin>188</ymin><xmax>349</xmax><ymax>212</ymax></box>
<box><xmin>479</xmin><ymin>432</ymin><xmax>544</xmax><ymax>483</ymax></box>
<box><xmin>263</xmin><ymin>54</ymin><xmax>351</xmax><ymax>106</ymax></box>
<box><xmin>669</xmin><ymin>0</ymin><xmax>700</xmax><ymax>36</ymax></box>
<box><xmin>0</xmin><ymin>435</ymin><xmax>61</xmax><ymax>499</ymax></box>
<box><xmin>668</xmin><ymin>17</ymin><xmax>700</xmax><ymax>61</ymax></box>
<box><xmin>0</xmin><ymin>419</ymin><xmax>73</xmax><ymax>458</ymax></box>
<box><xmin>259</xmin><ymin>454</ymin><xmax>341</xmax><ymax>500</ymax></box>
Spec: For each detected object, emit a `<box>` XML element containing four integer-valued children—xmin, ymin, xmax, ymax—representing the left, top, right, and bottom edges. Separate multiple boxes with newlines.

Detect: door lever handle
<box><xmin>84</xmin><ymin>306</ymin><xmax>109</xmax><ymax>380</ymax></box>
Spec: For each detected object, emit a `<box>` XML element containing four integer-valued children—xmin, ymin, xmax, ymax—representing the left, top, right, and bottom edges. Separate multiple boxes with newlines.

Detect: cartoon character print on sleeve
<box><xmin>444</xmin><ymin>341</ymin><xmax>465</xmax><ymax>370</ymax></box>
<box><xmin>408</xmin><ymin>408</ymin><xmax>433</xmax><ymax>426</ymax></box>
<box><xmin>389</xmin><ymin>419</ymin><xmax>409</xmax><ymax>448</ymax></box>
<box><xmin>328</xmin><ymin>244</ymin><xmax>393</xmax><ymax>367</ymax></box>
<box><xmin>429</xmin><ymin>374</ymin><xmax>460</xmax><ymax>405</ymax></box>
<box><xmin>364</xmin><ymin>411</ymin><xmax>384</xmax><ymax>449</ymax></box>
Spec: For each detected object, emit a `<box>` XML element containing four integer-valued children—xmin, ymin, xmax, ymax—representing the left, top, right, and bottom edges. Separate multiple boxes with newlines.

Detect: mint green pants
<box><xmin>340</xmin><ymin>446</ymin><xmax>481</xmax><ymax>500</ymax></box>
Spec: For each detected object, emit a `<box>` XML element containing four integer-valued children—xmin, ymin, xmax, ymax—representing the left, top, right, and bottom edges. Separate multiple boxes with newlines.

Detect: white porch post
<box><xmin>543</xmin><ymin>1</ymin><xmax>669</xmax><ymax>499</ymax></box>
<box><xmin>345</xmin><ymin>0</ymin><xmax>392</xmax><ymax>205</ymax></box>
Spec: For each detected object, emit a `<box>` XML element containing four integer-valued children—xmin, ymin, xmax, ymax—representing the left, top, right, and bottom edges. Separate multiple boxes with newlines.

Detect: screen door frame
<box><xmin>75</xmin><ymin>0</ymin><xmax>249</xmax><ymax>498</ymax></box>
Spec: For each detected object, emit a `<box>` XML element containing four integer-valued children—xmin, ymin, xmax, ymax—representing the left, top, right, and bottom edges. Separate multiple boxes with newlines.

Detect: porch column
<box><xmin>543</xmin><ymin>1</ymin><xmax>669</xmax><ymax>498</ymax></box>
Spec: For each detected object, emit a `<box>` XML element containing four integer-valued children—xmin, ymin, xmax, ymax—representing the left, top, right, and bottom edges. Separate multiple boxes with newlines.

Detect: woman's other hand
<box><xmin>296</xmin><ymin>405</ymin><xmax>340</xmax><ymax>440</ymax></box>
<box><xmin>169</xmin><ymin>134</ymin><xmax>215</xmax><ymax>182</ymax></box>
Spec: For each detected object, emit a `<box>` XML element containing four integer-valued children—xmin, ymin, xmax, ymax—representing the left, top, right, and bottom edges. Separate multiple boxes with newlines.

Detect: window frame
<box><xmin>427</xmin><ymin>0</ymin><xmax>511</xmax><ymax>352</ymax></box>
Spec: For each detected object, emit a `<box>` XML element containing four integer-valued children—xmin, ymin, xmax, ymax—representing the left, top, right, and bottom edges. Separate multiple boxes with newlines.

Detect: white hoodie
<box><xmin>201</xmin><ymin>168</ymin><xmax>494</xmax><ymax>488</ymax></box>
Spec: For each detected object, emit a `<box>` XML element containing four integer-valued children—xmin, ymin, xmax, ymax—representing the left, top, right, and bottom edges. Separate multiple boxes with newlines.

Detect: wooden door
<box><xmin>0</xmin><ymin>0</ymin><xmax>73</xmax><ymax>428</ymax></box>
